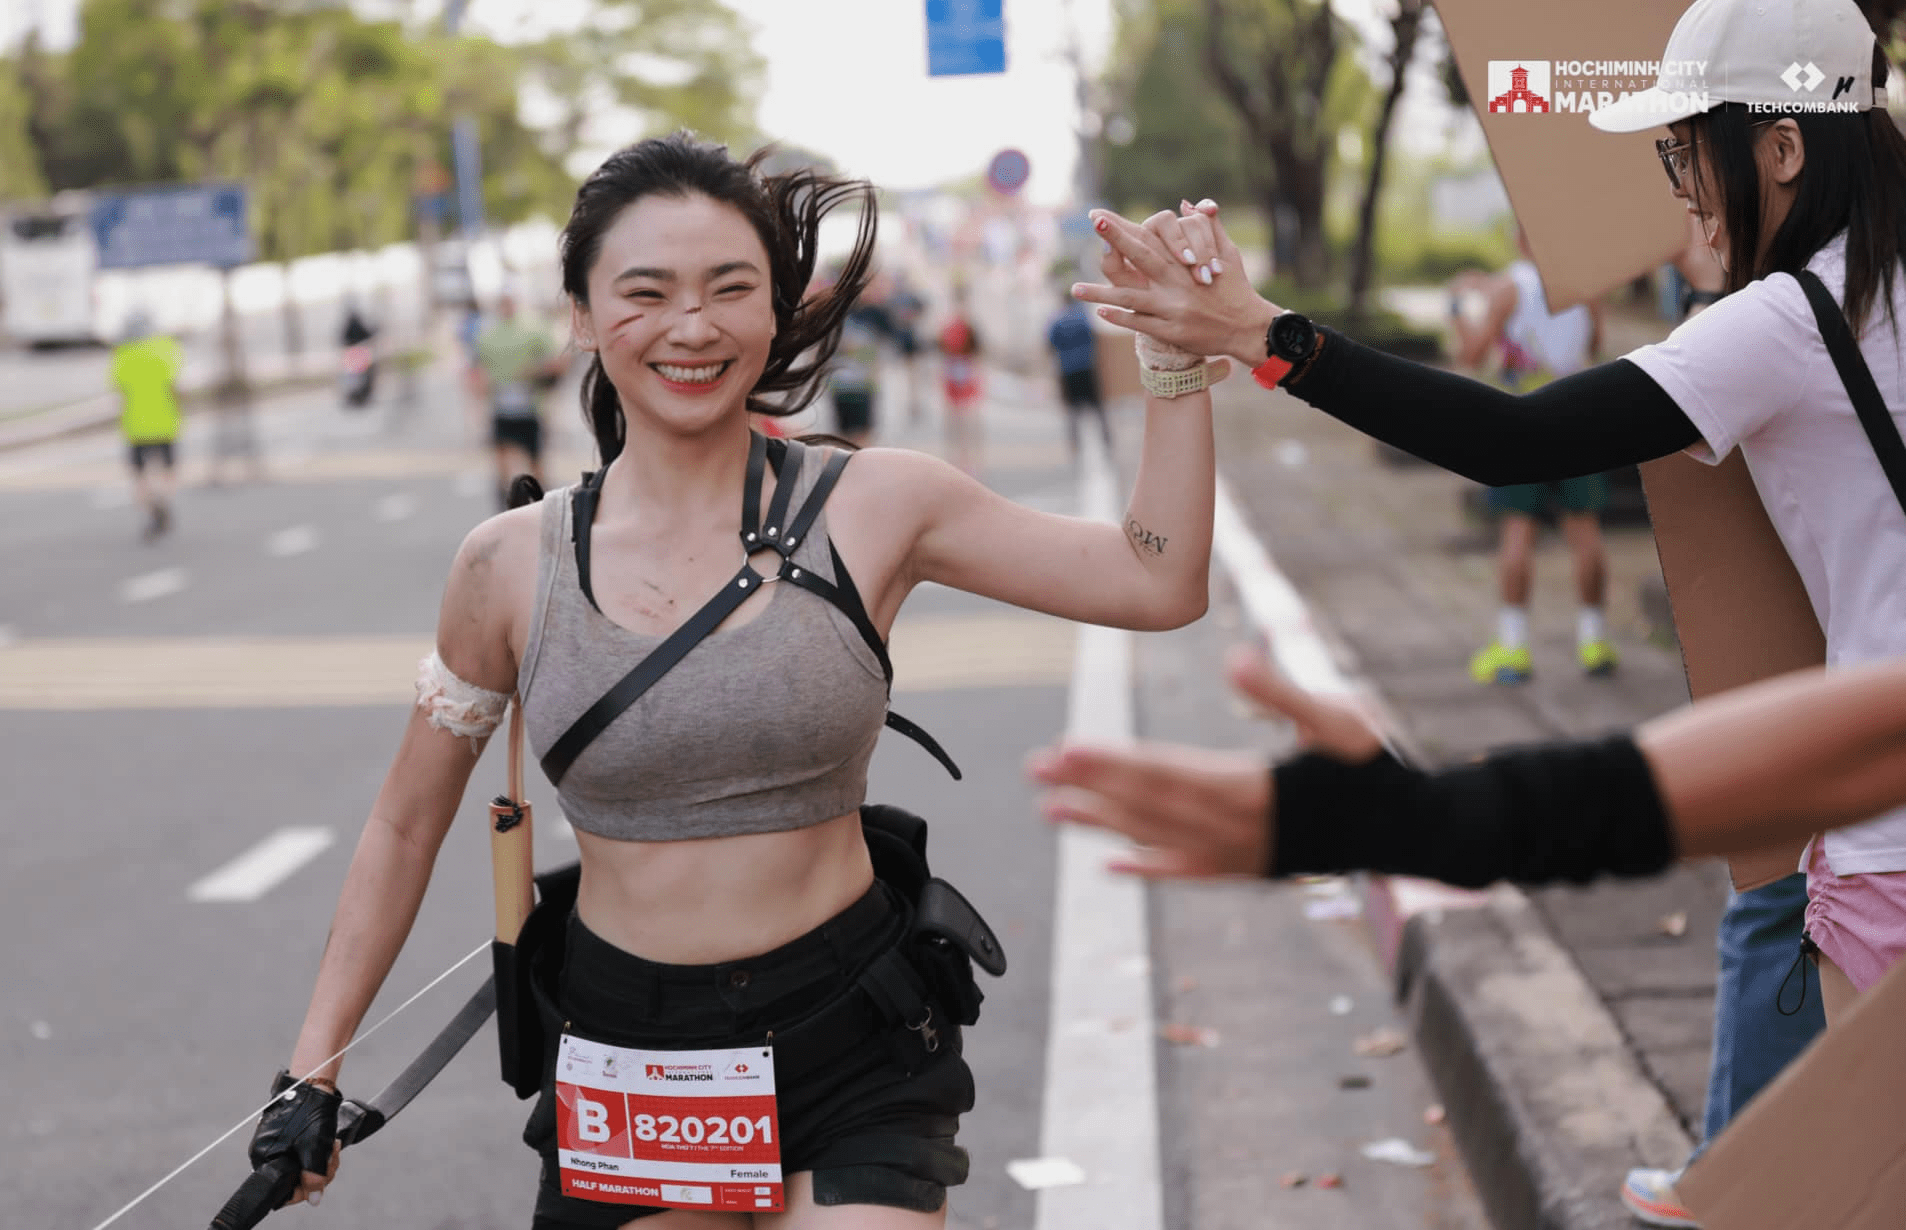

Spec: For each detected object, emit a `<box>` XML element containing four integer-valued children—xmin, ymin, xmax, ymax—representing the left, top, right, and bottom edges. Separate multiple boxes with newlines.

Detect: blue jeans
<box><xmin>1690</xmin><ymin>871</ymin><xmax>1824</xmax><ymax>1161</ymax></box>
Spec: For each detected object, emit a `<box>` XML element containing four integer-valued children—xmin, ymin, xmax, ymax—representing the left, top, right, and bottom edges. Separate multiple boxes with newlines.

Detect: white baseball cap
<box><xmin>1590</xmin><ymin>0</ymin><xmax>1883</xmax><ymax>134</ymax></box>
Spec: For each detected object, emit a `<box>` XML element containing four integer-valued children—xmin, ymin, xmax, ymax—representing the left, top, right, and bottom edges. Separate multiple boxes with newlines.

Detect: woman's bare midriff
<box><xmin>572</xmin><ymin>810</ymin><xmax>877</xmax><ymax>965</ymax></box>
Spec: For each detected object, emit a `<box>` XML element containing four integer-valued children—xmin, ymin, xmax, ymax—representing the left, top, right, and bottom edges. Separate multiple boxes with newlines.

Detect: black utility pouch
<box><xmin>497</xmin><ymin>862</ymin><xmax>582</xmax><ymax>1100</ymax></box>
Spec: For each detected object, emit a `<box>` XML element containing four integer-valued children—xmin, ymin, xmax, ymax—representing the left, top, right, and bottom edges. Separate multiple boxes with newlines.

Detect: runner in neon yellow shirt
<box><xmin>111</xmin><ymin>313</ymin><xmax>185</xmax><ymax>541</ymax></box>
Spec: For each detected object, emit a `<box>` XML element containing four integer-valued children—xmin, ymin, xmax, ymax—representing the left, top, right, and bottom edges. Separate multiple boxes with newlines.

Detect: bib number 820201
<box><xmin>635</xmin><ymin>1114</ymin><xmax>774</xmax><ymax>1146</ymax></box>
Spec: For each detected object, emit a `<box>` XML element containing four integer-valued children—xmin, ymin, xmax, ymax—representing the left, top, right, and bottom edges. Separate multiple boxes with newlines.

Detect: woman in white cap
<box><xmin>1068</xmin><ymin>0</ymin><xmax>1903</xmax><ymax>1224</ymax></box>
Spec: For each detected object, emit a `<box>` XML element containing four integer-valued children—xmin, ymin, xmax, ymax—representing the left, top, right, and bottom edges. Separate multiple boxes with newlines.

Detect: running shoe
<box><xmin>1579</xmin><ymin>638</ymin><xmax>1620</xmax><ymax>677</ymax></box>
<box><xmin>1620</xmin><ymin>1167</ymin><xmax>1700</xmax><ymax>1227</ymax></box>
<box><xmin>1469</xmin><ymin>641</ymin><xmax>1532</xmax><ymax>685</ymax></box>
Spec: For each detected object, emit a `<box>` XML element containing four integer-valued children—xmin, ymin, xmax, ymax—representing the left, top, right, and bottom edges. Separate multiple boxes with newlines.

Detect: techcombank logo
<box><xmin>1487</xmin><ymin>61</ymin><xmax>1552</xmax><ymax>113</ymax></box>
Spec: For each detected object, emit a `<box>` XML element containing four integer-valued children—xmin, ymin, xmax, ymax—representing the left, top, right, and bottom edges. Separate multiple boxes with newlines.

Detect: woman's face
<box><xmin>572</xmin><ymin>192</ymin><xmax>776</xmax><ymax>437</ymax></box>
<box><xmin>1667</xmin><ymin>119</ymin><xmax>1728</xmax><ymax>265</ymax></box>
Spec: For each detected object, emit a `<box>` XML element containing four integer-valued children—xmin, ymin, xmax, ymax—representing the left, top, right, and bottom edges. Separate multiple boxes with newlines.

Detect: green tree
<box><xmin>1097</xmin><ymin>4</ymin><xmax>1255</xmax><ymax>220</ymax></box>
<box><xmin>0</xmin><ymin>56</ymin><xmax>45</xmax><ymax>202</ymax></box>
<box><xmin>1345</xmin><ymin>0</ymin><xmax>1426</xmax><ymax>324</ymax></box>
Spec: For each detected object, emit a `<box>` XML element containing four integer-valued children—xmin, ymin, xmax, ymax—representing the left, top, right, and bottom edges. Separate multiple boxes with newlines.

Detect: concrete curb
<box><xmin>1392</xmin><ymin>886</ymin><xmax>1694</xmax><ymax>1230</ymax></box>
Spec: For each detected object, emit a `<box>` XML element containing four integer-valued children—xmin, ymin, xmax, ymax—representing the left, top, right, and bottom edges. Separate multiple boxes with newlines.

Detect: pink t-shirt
<box><xmin>1625</xmin><ymin>234</ymin><xmax>1906</xmax><ymax>875</ymax></box>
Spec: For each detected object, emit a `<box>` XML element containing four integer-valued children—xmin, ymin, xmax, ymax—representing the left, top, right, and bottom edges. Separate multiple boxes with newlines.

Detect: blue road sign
<box><xmin>987</xmin><ymin>148</ymin><xmax>1031</xmax><ymax>195</ymax></box>
<box><xmin>927</xmin><ymin>0</ymin><xmax>1006</xmax><ymax>77</ymax></box>
<box><xmin>90</xmin><ymin>183</ymin><xmax>252</xmax><ymax>270</ymax></box>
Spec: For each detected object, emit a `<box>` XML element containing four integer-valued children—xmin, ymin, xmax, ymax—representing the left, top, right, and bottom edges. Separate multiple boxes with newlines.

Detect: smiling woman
<box><xmin>255</xmin><ymin>129</ymin><xmax>1220</xmax><ymax>1230</ymax></box>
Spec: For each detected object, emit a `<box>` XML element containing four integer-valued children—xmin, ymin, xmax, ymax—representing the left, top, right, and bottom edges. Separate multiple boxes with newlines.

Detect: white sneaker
<box><xmin>1620</xmin><ymin>1167</ymin><xmax>1701</xmax><ymax>1228</ymax></box>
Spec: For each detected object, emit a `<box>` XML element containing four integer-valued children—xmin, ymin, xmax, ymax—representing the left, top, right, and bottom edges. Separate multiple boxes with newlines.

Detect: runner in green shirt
<box><xmin>473</xmin><ymin>293</ymin><xmax>566</xmax><ymax>508</ymax></box>
<box><xmin>111</xmin><ymin>312</ymin><xmax>185</xmax><ymax>541</ymax></box>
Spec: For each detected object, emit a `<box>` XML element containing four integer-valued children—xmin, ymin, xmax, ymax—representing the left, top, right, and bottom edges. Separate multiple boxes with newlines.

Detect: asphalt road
<box><xmin>1</xmin><ymin>358</ymin><xmax>1489</xmax><ymax>1230</ymax></box>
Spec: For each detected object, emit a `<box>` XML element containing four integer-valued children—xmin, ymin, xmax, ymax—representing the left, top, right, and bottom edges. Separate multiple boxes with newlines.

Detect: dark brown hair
<box><xmin>1684</xmin><ymin>47</ymin><xmax>1906</xmax><ymax>334</ymax></box>
<box><xmin>559</xmin><ymin>131</ymin><xmax>877</xmax><ymax>465</ymax></box>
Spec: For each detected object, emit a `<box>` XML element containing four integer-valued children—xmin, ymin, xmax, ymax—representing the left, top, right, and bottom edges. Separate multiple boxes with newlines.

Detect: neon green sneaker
<box><xmin>1469</xmin><ymin>641</ymin><xmax>1533</xmax><ymax>685</ymax></box>
<box><xmin>1579</xmin><ymin>638</ymin><xmax>1620</xmax><ymax>677</ymax></box>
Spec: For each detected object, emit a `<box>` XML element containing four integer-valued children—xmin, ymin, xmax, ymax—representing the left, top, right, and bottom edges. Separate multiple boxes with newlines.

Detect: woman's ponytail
<box><xmin>580</xmin><ymin>353</ymin><xmax>625</xmax><ymax>466</ymax></box>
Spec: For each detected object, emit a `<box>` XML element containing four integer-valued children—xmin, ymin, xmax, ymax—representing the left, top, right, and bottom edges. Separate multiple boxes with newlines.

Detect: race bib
<box><xmin>555</xmin><ymin>1035</ymin><xmax>783</xmax><ymax>1213</ymax></box>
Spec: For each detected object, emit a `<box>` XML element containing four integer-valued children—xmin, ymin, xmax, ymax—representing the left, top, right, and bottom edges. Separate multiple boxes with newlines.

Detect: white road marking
<box><xmin>188</xmin><ymin>827</ymin><xmax>335</xmax><ymax>903</ymax></box>
<box><xmin>1036</xmin><ymin>434</ymin><xmax>1163</xmax><ymax>1230</ymax></box>
<box><xmin>0</xmin><ymin>625</ymin><xmax>15</xmax><ymax>648</ymax></box>
<box><xmin>267</xmin><ymin>524</ymin><xmax>320</xmax><ymax>557</ymax></box>
<box><xmin>119</xmin><ymin>568</ymin><xmax>187</xmax><ymax>604</ymax></box>
<box><xmin>89</xmin><ymin>486</ymin><xmax>132</xmax><ymax>510</ymax></box>
<box><xmin>374</xmin><ymin>492</ymin><xmax>418</xmax><ymax>522</ymax></box>
<box><xmin>1212</xmin><ymin>477</ymin><xmax>1356</xmax><ymax>695</ymax></box>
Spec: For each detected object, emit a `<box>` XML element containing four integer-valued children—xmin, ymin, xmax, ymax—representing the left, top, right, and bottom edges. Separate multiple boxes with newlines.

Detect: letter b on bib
<box><xmin>577</xmin><ymin>1095</ymin><xmax>611</xmax><ymax>1142</ymax></box>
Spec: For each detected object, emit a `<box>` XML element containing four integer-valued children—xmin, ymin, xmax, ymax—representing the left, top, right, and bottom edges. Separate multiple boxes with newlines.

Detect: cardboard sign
<box><xmin>1638</xmin><ymin>453</ymin><xmax>1821</xmax><ymax>888</ymax></box>
<box><xmin>1678</xmin><ymin>951</ymin><xmax>1906</xmax><ymax>1228</ymax></box>
<box><xmin>1432</xmin><ymin>0</ymin><xmax>1691</xmax><ymax>310</ymax></box>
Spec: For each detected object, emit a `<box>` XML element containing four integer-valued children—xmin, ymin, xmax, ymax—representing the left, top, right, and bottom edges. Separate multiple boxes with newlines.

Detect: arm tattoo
<box><xmin>1126</xmin><ymin>518</ymin><xmax>1168</xmax><ymax>557</ymax></box>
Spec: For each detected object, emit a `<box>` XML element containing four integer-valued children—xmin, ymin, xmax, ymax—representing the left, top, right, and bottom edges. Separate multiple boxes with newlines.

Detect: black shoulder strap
<box><xmin>543</xmin><ymin>434</ymin><xmax>960</xmax><ymax>786</ymax></box>
<box><xmin>570</xmin><ymin>470</ymin><xmax>606</xmax><ymax>613</ymax></box>
<box><xmin>1795</xmin><ymin>269</ymin><xmax>1906</xmax><ymax>519</ymax></box>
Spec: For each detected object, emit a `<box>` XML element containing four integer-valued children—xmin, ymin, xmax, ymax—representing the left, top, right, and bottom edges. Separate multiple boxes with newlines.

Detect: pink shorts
<box><xmin>1804</xmin><ymin>839</ymin><xmax>1906</xmax><ymax>992</ymax></box>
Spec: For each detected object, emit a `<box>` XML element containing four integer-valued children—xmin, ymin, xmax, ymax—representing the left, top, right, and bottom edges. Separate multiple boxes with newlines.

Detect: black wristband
<box><xmin>1269</xmin><ymin>734</ymin><xmax>1677</xmax><ymax>888</ymax></box>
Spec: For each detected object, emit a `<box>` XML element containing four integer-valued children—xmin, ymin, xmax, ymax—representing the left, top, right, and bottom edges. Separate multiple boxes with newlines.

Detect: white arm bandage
<box><xmin>415</xmin><ymin>651</ymin><xmax>511</xmax><ymax>747</ymax></box>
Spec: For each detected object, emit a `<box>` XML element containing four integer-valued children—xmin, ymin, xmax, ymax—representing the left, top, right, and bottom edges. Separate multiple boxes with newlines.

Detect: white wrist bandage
<box><xmin>415</xmin><ymin>651</ymin><xmax>510</xmax><ymax>749</ymax></box>
<box><xmin>1134</xmin><ymin>332</ymin><xmax>1201</xmax><ymax>372</ymax></box>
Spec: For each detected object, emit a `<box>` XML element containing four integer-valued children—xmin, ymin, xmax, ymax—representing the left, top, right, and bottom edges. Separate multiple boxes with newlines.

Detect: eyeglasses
<box><xmin>1655</xmin><ymin>119</ymin><xmax>1780</xmax><ymax>192</ymax></box>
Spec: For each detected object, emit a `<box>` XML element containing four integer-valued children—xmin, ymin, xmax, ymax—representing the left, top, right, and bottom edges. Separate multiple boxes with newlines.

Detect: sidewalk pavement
<box><xmin>1208</xmin><ymin>373</ymin><xmax>1725</xmax><ymax>1230</ymax></box>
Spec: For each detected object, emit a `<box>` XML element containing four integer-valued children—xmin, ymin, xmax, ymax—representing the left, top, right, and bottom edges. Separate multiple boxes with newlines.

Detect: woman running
<box><xmin>248</xmin><ymin>131</ymin><xmax>1221</xmax><ymax>1228</ymax></box>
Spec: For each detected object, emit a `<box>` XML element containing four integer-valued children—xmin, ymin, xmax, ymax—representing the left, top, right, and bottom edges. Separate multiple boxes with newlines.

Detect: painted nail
<box><xmin>310</xmin><ymin>1192</ymin><xmax>322</xmax><ymax>1207</ymax></box>
<box><xmin>1210</xmin><ymin>258</ymin><xmax>1225</xmax><ymax>275</ymax></box>
<box><xmin>1181</xmin><ymin>248</ymin><xmax>1196</xmax><ymax>264</ymax></box>
<box><xmin>1198</xmin><ymin>266</ymin><xmax>1213</xmax><ymax>285</ymax></box>
<box><xmin>1198</xmin><ymin>198</ymin><xmax>1217</xmax><ymax>210</ymax></box>
<box><xmin>1095</xmin><ymin>217</ymin><xmax>1109</xmax><ymax>233</ymax></box>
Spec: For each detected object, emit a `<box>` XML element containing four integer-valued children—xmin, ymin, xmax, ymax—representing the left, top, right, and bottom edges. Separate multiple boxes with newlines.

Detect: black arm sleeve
<box><xmin>1284</xmin><ymin>328</ymin><xmax>1703</xmax><ymax>486</ymax></box>
<box><xmin>1268</xmin><ymin>734</ymin><xmax>1677</xmax><ymax>889</ymax></box>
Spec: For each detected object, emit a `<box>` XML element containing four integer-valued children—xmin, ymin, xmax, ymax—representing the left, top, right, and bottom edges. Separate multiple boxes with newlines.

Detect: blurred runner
<box><xmin>1047</xmin><ymin>285</ymin><xmax>1112</xmax><ymax>467</ymax></box>
<box><xmin>110</xmin><ymin>310</ymin><xmax>184</xmax><ymax>542</ymax></box>
<box><xmin>1448</xmin><ymin>231</ymin><xmax>1614</xmax><ymax>684</ymax></box>
<box><xmin>829</xmin><ymin>297</ymin><xmax>892</xmax><ymax>446</ymax></box>
<box><xmin>339</xmin><ymin>302</ymin><xmax>377</xmax><ymax>408</ymax></box>
<box><xmin>938</xmin><ymin>288</ymin><xmax>984</xmax><ymax>474</ymax></box>
<box><xmin>887</xmin><ymin>274</ymin><xmax>929</xmax><ymax>424</ymax></box>
<box><xmin>473</xmin><ymin>291</ymin><xmax>566</xmax><ymax>509</ymax></box>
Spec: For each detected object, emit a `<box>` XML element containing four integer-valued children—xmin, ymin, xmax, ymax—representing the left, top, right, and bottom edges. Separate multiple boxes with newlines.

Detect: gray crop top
<box><xmin>516</xmin><ymin>445</ymin><xmax>892</xmax><ymax>841</ymax></box>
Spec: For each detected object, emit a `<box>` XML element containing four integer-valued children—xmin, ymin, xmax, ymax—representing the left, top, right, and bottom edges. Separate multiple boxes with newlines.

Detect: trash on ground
<box><xmin>1338</xmin><ymin>1073</ymin><xmax>1372</xmax><ymax>1090</ymax></box>
<box><xmin>29</xmin><ymin>1020</ymin><xmax>51</xmax><ymax>1040</ymax></box>
<box><xmin>1424</xmin><ymin>1103</ymin><xmax>1447</xmax><ymax>1125</ymax></box>
<box><xmin>1360</xmin><ymin>1138</ymin><xmax>1437</xmax><ymax>1168</ymax></box>
<box><xmin>1352</xmin><ymin>1026</ymin><xmax>1408</xmax><ymax>1057</ymax></box>
<box><xmin>1006</xmin><ymin>1157</ymin><xmax>1087</xmax><ymax>1191</ymax></box>
<box><xmin>1328</xmin><ymin>995</ymin><xmax>1353</xmax><ymax>1016</ymax></box>
<box><xmin>1173</xmin><ymin>975</ymin><xmax>1199</xmax><ymax>994</ymax></box>
<box><xmin>1159</xmin><ymin>1023</ymin><xmax>1221</xmax><ymax>1048</ymax></box>
<box><xmin>1304</xmin><ymin>896</ymin><xmax>1363</xmax><ymax>921</ymax></box>
<box><xmin>1658</xmin><ymin>910</ymin><xmax>1689</xmax><ymax>938</ymax></box>
<box><xmin>1316</xmin><ymin>1172</ymin><xmax>1344</xmax><ymax>1189</ymax></box>
<box><xmin>1279</xmin><ymin>1171</ymin><xmax>1308</xmax><ymax>1188</ymax></box>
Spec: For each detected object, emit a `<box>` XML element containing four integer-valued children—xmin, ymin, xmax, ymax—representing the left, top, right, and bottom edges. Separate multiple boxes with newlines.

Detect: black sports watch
<box><xmin>1252</xmin><ymin>311</ymin><xmax>1320</xmax><ymax>389</ymax></box>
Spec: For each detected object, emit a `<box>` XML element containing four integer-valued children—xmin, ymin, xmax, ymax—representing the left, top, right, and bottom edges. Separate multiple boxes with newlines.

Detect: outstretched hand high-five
<box><xmin>1072</xmin><ymin>200</ymin><xmax>1284</xmax><ymax>368</ymax></box>
<box><xmin>1025</xmin><ymin>640</ymin><xmax>1389</xmax><ymax>879</ymax></box>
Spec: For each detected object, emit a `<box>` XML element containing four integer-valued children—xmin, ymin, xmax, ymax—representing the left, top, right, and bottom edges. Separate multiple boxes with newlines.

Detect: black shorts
<box><xmin>832</xmin><ymin>391</ymin><xmax>874</xmax><ymax>437</ymax></box>
<box><xmin>1059</xmin><ymin>367</ymin><xmax>1100</xmax><ymax>409</ymax></box>
<box><xmin>128</xmin><ymin>441</ymin><xmax>176</xmax><ymax>471</ymax></box>
<box><xmin>527</xmin><ymin>882</ymin><xmax>975</xmax><ymax>1227</ymax></box>
<box><xmin>493</xmin><ymin>415</ymin><xmax>544</xmax><ymax>460</ymax></box>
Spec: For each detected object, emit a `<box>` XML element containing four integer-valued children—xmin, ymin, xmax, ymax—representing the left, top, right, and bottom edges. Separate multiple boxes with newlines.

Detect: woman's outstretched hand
<box><xmin>1071</xmin><ymin>200</ymin><xmax>1283</xmax><ymax>368</ymax></box>
<box><xmin>1026</xmin><ymin>641</ymin><xmax>1388</xmax><ymax>878</ymax></box>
